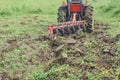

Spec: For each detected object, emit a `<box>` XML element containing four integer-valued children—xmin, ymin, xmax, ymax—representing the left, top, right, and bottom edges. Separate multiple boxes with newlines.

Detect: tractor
<box><xmin>48</xmin><ymin>0</ymin><xmax>93</xmax><ymax>38</ymax></box>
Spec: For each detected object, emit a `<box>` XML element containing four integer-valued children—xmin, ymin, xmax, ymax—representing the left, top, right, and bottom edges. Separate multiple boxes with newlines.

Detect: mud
<box><xmin>0</xmin><ymin>51</ymin><xmax>3</xmax><ymax>61</ymax></box>
<box><xmin>45</xmin><ymin>22</ymin><xmax>120</xmax><ymax>79</ymax></box>
<box><xmin>0</xmin><ymin>20</ymin><xmax>120</xmax><ymax>79</ymax></box>
<box><xmin>1</xmin><ymin>42</ymin><xmax>19</xmax><ymax>52</ymax></box>
<box><xmin>0</xmin><ymin>72</ymin><xmax>11</xmax><ymax>80</ymax></box>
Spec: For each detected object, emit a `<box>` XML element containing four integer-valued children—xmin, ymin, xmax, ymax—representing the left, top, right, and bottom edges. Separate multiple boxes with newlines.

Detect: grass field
<box><xmin>0</xmin><ymin>0</ymin><xmax>120</xmax><ymax>37</ymax></box>
<box><xmin>0</xmin><ymin>0</ymin><xmax>120</xmax><ymax>80</ymax></box>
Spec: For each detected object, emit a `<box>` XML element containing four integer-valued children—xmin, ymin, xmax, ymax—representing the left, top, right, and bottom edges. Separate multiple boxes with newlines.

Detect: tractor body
<box><xmin>58</xmin><ymin>0</ymin><xmax>93</xmax><ymax>23</ymax></box>
<box><xmin>68</xmin><ymin>0</ymin><xmax>82</xmax><ymax>13</ymax></box>
<box><xmin>48</xmin><ymin>0</ymin><xmax>93</xmax><ymax>38</ymax></box>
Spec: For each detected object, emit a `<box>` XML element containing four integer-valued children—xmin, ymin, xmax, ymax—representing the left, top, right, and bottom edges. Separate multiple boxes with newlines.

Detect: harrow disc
<box><xmin>48</xmin><ymin>21</ymin><xmax>85</xmax><ymax>38</ymax></box>
<box><xmin>69</xmin><ymin>26</ymin><xmax>76</xmax><ymax>34</ymax></box>
<box><xmin>74</xmin><ymin>25</ymin><xmax>79</xmax><ymax>31</ymax></box>
<box><xmin>64</xmin><ymin>27</ymin><xmax>71</xmax><ymax>35</ymax></box>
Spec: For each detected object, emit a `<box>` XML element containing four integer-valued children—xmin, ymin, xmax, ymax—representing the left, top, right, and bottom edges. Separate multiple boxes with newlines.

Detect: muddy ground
<box><xmin>0</xmin><ymin>19</ymin><xmax>120</xmax><ymax>80</ymax></box>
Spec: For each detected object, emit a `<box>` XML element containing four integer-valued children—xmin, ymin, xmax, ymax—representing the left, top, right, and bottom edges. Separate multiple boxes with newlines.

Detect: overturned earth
<box><xmin>0</xmin><ymin>20</ymin><xmax>120</xmax><ymax>80</ymax></box>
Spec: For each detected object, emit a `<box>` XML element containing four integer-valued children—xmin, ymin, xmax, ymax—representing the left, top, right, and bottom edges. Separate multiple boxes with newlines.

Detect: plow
<box><xmin>48</xmin><ymin>0</ymin><xmax>93</xmax><ymax>38</ymax></box>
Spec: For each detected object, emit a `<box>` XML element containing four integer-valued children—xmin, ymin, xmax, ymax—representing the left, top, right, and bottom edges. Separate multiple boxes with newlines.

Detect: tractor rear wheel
<box><xmin>84</xmin><ymin>5</ymin><xmax>93</xmax><ymax>33</ymax></box>
<box><xmin>57</xmin><ymin>6</ymin><xmax>68</xmax><ymax>23</ymax></box>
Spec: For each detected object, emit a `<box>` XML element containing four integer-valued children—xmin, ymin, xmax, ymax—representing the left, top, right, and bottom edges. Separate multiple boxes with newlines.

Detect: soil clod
<box><xmin>62</xmin><ymin>39</ymin><xmax>77</xmax><ymax>44</ymax></box>
<box><xmin>54</xmin><ymin>44</ymin><xmax>64</xmax><ymax>52</ymax></box>
<box><xmin>0</xmin><ymin>72</ymin><xmax>11</xmax><ymax>80</ymax></box>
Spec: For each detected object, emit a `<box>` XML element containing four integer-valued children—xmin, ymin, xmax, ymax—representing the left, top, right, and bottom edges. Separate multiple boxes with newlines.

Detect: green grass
<box><xmin>0</xmin><ymin>1</ymin><xmax>59</xmax><ymax>79</ymax></box>
<box><xmin>85</xmin><ymin>0</ymin><xmax>120</xmax><ymax>38</ymax></box>
<box><xmin>116</xmin><ymin>40</ymin><xmax>120</xmax><ymax>52</ymax></box>
<box><xmin>0</xmin><ymin>0</ymin><xmax>120</xmax><ymax>23</ymax></box>
<box><xmin>31</xmin><ymin>64</ymin><xmax>69</xmax><ymax>80</ymax></box>
<box><xmin>91</xmin><ymin>0</ymin><xmax>120</xmax><ymax>39</ymax></box>
<box><xmin>0</xmin><ymin>0</ymin><xmax>120</xmax><ymax>80</ymax></box>
<box><xmin>0</xmin><ymin>0</ymin><xmax>61</xmax><ymax>16</ymax></box>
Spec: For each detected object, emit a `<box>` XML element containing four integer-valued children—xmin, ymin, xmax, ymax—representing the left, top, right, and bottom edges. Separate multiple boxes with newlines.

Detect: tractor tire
<box><xmin>57</xmin><ymin>6</ymin><xmax>68</xmax><ymax>23</ymax></box>
<box><xmin>84</xmin><ymin>5</ymin><xmax>93</xmax><ymax>33</ymax></box>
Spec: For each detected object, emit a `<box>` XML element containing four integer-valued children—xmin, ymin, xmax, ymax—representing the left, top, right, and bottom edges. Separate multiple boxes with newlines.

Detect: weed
<box><xmin>103</xmin><ymin>5</ymin><xmax>116</xmax><ymax>13</ymax></box>
<box><xmin>32</xmin><ymin>64</ymin><xmax>69</xmax><ymax>80</ymax></box>
<box><xmin>84</xmin><ymin>55</ymin><xmax>96</xmax><ymax>62</ymax></box>
<box><xmin>116</xmin><ymin>40</ymin><xmax>120</xmax><ymax>52</ymax></box>
<box><xmin>28</xmin><ymin>8</ymin><xmax>42</xmax><ymax>14</ymax></box>
<box><xmin>114</xmin><ymin>9</ymin><xmax>120</xmax><ymax>15</ymax></box>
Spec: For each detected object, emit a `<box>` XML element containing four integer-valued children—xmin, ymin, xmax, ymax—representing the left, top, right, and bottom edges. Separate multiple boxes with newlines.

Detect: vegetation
<box><xmin>32</xmin><ymin>64</ymin><xmax>69</xmax><ymax>80</ymax></box>
<box><xmin>0</xmin><ymin>0</ymin><xmax>120</xmax><ymax>80</ymax></box>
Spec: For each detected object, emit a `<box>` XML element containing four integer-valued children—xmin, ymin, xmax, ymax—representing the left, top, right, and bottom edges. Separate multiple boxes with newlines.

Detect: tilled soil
<box><xmin>0</xmin><ymin>21</ymin><xmax>120</xmax><ymax>80</ymax></box>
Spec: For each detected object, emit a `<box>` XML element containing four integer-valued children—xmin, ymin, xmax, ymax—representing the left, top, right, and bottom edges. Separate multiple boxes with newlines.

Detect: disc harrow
<box><xmin>48</xmin><ymin>21</ymin><xmax>86</xmax><ymax>38</ymax></box>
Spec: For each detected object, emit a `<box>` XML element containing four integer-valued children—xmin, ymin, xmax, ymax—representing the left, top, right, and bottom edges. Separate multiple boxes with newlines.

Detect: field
<box><xmin>0</xmin><ymin>0</ymin><xmax>120</xmax><ymax>80</ymax></box>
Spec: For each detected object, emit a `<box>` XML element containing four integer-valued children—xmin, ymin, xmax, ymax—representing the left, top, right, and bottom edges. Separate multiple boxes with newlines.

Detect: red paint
<box><xmin>49</xmin><ymin>26</ymin><xmax>53</xmax><ymax>35</ymax></box>
<box><xmin>70</xmin><ymin>4</ymin><xmax>81</xmax><ymax>12</ymax></box>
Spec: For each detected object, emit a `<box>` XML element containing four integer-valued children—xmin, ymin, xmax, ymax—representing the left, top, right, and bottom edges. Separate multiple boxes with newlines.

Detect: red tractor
<box><xmin>49</xmin><ymin>0</ymin><xmax>93</xmax><ymax>38</ymax></box>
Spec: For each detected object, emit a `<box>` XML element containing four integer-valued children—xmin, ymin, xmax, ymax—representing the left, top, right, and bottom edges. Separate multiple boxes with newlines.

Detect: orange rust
<box><xmin>49</xmin><ymin>26</ymin><xmax>53</xmax><ymax>35</ymax></box>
